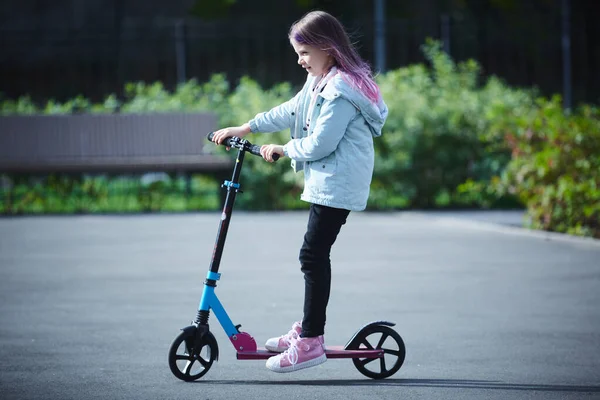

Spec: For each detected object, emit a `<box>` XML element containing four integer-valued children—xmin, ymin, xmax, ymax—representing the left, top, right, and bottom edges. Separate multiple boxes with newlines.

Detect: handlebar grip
<box><xmin>207</xmin><ymin>132</ymin><xmax>236</xmax><ymax>148</ymax></box>
<box><xmin>249</xmin><ymin>144</ymin><xmax>280</xmax><ymax>161</ymax></box>
<box><xmin>248</xmin><ymin>144</ymin><xmax>261</xmax><ymax>157</ymax></box>
<box><xmin>206</xmin><ymin>132</ymin><xmax>279</xmax><ymax>161</ymax></box>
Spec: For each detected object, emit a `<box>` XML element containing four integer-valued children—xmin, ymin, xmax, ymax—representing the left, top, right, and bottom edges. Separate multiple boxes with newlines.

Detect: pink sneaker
<box><xmin>265</xmin><ymin>336</ymin><xmax>327</xmax><ymax>373</ymax></box>
<box><xmin>264</xmin><ymin>321</ymin><xmax>302</xmax><ymax>352</ymax></box>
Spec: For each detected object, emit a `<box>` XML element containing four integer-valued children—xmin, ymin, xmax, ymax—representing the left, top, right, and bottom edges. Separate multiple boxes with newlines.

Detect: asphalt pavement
<box><xmin>1</xmin><ymin>211</ymin><xmax>599</xmax><ymax>400</ymax></box>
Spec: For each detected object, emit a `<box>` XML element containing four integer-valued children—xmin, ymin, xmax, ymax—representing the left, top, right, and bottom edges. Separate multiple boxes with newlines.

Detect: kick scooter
<box><xmin>168</xmin><ymin>133</ymin><xmax>406</xmax><ymax>381</ymax></box>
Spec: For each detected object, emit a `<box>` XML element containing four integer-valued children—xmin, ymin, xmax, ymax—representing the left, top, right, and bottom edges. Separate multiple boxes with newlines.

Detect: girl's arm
<box><xmin>249</xmin><ymin>91</ymin><xmax>301</xmax><ymax>133</ymax></box>
<box><xmin>283</xmin><ymin>97</ymin><xmax>356</xmax><ymax>162</ymax></box>
<box><xmin>211</xmin><ymin>123</ymin><xmax>252</xmax><ymax>145</ymax></box>
<box><xmin>212</xmin><ymin>89</ymin><xmax>302</xmax><ymax>145</ymax></box>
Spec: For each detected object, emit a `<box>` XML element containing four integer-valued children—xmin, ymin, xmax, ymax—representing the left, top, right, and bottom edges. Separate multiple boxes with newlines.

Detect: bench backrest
<box><xmin>0</xmin><ymin>113</ymin><xmax>231</xmax><ymax>173</ymax></box>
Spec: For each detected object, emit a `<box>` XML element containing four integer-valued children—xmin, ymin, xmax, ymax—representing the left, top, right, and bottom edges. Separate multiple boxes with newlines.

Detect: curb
<box><xmin>427</xmin><ymin>214</ymin><xmax>600</xmax><ymax>247</ymax></box>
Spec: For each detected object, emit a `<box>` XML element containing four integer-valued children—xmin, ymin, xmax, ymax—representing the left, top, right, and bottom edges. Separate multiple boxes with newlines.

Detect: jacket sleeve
<box><xmin>283</xmin><ymin>97</ymin><xmax>356</xmax><ymax>162</ymax></box>
<box><xmin>248</xmin><ymin>91</ymin><xmax>300</xmax><ymax>133</ymax></box>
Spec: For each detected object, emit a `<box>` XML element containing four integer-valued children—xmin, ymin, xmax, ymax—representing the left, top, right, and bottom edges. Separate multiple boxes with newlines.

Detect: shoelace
<box><xmin>281</xmin><ymin>328</ymin><xmax>299</xmax><ymax>346</ymax></box>
<box><xmin>282</xmin><ymin>337</ymin><xmax>310</xmax><ymax>366</ymax></box>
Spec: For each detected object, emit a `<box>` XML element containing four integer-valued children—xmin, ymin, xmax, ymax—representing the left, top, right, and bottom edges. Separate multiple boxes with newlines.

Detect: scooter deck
<box><xmin>236</xmin><ymin>346</ymin><xmax>384</xmax><ymax>360</ymax></box>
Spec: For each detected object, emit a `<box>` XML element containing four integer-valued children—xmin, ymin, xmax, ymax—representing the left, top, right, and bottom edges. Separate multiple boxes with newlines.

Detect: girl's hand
<box><xmin>211</xmin><ymin>124</ymin><xmax>251</xmax><ymax>146</ymax></box>
<box><xmin>260</xmin><ymin>144</ymin><xmax>285</xmax><ymax>162</ymax></box>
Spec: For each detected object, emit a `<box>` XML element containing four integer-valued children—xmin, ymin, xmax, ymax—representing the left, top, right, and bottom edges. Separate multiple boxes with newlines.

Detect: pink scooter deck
<box><xmin>236</xmin><ymin>346</ymin><xmax>384</xmax><ymax>360</ymax></box>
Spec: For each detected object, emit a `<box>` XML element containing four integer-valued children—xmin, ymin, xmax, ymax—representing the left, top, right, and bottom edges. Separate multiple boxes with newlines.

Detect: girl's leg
<box><xmin>299</xmin><ymin>203</ymin><xmax>350</xmax><ymax>337</ymax></box>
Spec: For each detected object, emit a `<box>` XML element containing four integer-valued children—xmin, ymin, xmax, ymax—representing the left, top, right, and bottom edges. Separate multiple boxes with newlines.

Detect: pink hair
<box><xmin>289</xmin><ymin>11</ymin><xmax>381</xmax><ymax>104</ymax></box>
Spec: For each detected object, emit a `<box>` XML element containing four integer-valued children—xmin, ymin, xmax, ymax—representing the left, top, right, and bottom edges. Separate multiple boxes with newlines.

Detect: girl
<box><xmin>212</xmin><ymin>10</ymin><xmax>388</xmax><ymax>373</ymax></box>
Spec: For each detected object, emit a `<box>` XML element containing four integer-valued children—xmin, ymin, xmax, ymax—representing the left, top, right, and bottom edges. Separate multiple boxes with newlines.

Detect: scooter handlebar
<box><xmin>206</xmin><ymin>132</ymin><xmax>235</xmax><ymax>149</ymax></box>
<box><xmin>206</xmin><ymin>132</ymin><xmax>279</xmax><ymax>161</ymax></box>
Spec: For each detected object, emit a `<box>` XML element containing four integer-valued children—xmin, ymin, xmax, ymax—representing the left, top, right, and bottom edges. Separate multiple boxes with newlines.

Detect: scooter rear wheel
<box><xmin>168</xmin><ymin>329</ymin><xmax>217</xmax><ymax>381</ymax></box>
<box><xmin>348</xmin><ymin>325</ymin><xmax>405</xmax><ymax>379</ymax></box>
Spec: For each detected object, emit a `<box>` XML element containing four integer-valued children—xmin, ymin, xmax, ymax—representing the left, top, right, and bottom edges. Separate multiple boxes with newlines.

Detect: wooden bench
<box><xmin>0</xmin><ymin>113</ymin><xmax>232</xmax><ymax>211</ymax></box>
<box><xmin>0</xmin><ymin>113</ymin><xmax>230</xmax><ymax>174</ymax></box>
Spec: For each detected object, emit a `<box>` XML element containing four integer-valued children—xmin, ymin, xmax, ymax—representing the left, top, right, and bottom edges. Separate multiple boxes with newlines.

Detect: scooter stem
<box><xmin>208</xmin><ymin>147</ymin><xmax>246</xmax><ymax>276</ymax></box>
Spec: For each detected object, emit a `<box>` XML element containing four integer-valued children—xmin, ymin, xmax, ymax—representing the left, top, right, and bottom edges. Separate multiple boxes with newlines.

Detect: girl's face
<box><xmin>291</xmin><ymin>40</ymin><xmax>333</xmax><ymax>76</ymax></box>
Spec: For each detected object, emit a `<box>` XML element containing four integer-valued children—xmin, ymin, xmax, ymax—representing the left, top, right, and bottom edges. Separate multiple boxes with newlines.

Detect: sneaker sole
<box><xmin>266</xmin><ymin>353</ymin><xmax>327</xmax><ymax>373</ymax></box>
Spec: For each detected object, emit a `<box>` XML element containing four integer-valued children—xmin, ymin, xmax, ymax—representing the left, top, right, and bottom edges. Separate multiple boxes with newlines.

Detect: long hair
<box><xmin>289</xmin><ymin>11</ymin><xmax>380</xmax><ymax>104</ymax></box>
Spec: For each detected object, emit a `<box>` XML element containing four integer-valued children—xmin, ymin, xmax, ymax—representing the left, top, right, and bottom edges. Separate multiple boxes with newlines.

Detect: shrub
<box><xmin>0</xmin><ymin>173</ymin><xmax>220</xmax><ymax>214</ymax></box>
<box><xmin>372</xmin><ymin>40</ymin><xmax>529</xmax><ymax>209</ymax></box>
<box><xmin>489</xmin><ymin>96</ymin><xmax>600</xmax><ymax>237</ymax></box>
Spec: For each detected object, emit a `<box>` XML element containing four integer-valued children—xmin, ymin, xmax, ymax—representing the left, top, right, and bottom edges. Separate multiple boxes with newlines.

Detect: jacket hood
<box><xmin>319</xmin><ymin>73</ymin><xmax>388</xmax><ymax>137</ymax></box>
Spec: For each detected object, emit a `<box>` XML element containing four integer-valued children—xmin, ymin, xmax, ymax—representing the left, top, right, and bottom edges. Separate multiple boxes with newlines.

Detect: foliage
<box><xmin>372</xmin><ymin>39</ymin><xmax>529</xmax><ymax>209</ymax></box>
<box><xmin>1</xmin><ymin>95</ymin><xmax>39</xmax><ymax>115</ymax></box>
<box><xmin>119</xmin><ymin>75</ymin><xmax>230</xmax><ymax>114</ymax></box>
<box><xmin>0</xmin><ymin>174</ymin><xmax>219</xmax><ymax>214</ymax></box>
<box><xmin>487</xmin><ymin>96</ymin><xmax>600</xmax><ymax>237</ymax></box>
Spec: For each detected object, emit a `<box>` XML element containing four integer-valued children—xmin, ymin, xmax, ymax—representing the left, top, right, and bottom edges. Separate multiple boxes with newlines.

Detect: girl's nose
<box><xmin>297</xmin><ymin>56</ymin><xmax>303</xmax><ymax>65</ymax></box>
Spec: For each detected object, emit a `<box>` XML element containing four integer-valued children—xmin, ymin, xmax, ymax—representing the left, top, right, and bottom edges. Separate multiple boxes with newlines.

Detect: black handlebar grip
<box><xmin>248</xmin><ymin>144</ymin><xmax>261</xmax><ymax>157</ymax></box>
<box><xmin>249</xmin><ymin>144</ymin><xmax>280</xmax><ymax>161</ymax></box>
<box><xmin>207</xmin><ymin>132</ymin><xmax>236</xmax><ymax>148</ymax></box>
<box><xmin>206</xmin><ymin>132</ymin><xmax>279</xmax><ymax>161</ymax></box>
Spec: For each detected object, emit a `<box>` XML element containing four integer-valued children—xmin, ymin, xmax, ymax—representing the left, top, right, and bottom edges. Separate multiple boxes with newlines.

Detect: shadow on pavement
<box><xmin>195</xmin><ymin>379</ymin><xmax>600</xmax><ymax>393</ymax></box>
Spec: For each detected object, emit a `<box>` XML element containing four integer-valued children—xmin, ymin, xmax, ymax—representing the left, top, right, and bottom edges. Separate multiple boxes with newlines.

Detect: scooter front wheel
<box><xmin>168</xmin><ymin>328</ymin><xmax>218</xmax><ymax>381</ymax></box>
<box><xmin>348</xmin><ymin>325</ymin><xmax>406</xmax><ymax>379</ymax></box>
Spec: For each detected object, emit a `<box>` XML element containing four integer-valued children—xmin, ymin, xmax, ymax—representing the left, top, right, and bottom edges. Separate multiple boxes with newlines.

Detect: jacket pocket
<box><xmin>306</xmin><ymin>158</ymin><xmax>337</xmax><ymax>192</ymax></box>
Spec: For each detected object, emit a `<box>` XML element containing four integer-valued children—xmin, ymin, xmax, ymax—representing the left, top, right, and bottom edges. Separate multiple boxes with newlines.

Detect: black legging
<box><xmin>299</xmin><ymin>203</ymin><xmax>350</xmax><ymax>337</ymax></box>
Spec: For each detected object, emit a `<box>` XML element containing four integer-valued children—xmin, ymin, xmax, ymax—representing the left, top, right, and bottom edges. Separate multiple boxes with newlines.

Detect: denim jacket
<box><xmin>248</xmin><ymin>73</ymin><xmax>388</xmax><ymax>211</ymax></box>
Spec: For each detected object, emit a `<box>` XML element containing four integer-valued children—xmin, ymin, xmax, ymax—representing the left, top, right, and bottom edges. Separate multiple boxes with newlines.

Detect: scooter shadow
<box><xmin>198</xmin><ymin>378</ymin><xmax>600</xmax><ymax>393</ymax></box>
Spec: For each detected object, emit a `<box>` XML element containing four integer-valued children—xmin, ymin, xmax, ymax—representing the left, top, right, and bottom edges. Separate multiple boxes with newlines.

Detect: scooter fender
<box><xmin>343</xmin><ymin>320</ymin><xmax>396</xmax><ymax>350</ymax></box>
<box><xmin>181</xmin><ymin>325</ymin><xmax>219</xmax><ymax>361</ymax></box>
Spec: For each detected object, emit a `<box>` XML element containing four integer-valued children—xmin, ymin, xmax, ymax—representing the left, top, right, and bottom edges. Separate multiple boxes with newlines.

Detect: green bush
<box><xmin>372</xmin><ymin>39</ymin><xmax>529</xmax><ymax>209</ymax></box>
<box><xmin>488</xmin><ymin>96</ymin><xmax>600</xmax><ymax>238</ymax></box>
<box><xmin>0</xmin><ymin>173</ymin><xmax>220</xmax><ymax>214</ymax></box>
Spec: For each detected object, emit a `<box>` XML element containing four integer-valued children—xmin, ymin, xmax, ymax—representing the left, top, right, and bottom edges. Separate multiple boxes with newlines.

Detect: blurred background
<box><xmin>1</xmin><ymin>0</ymin><xmax>598</xmax><ymax>104</ymax></box>
<box><xmin>0</xmin><ymin>0</ymin><xmax>599</xmax><ymax>238</ymax></box>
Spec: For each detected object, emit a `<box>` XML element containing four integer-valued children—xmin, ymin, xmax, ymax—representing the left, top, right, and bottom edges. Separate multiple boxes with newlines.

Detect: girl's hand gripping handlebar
<box><xmin>207</xmin><ymin>132</ymin><xmax>280</xmax><ymax>161</ymax></box>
